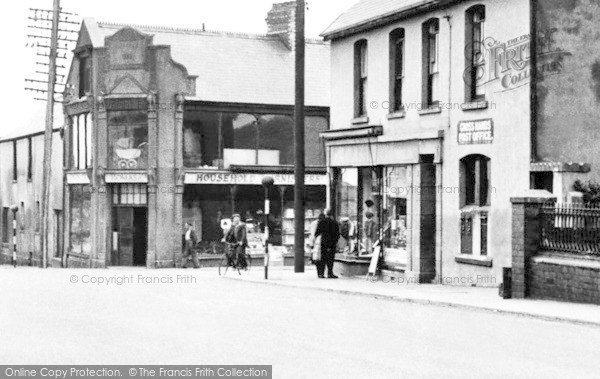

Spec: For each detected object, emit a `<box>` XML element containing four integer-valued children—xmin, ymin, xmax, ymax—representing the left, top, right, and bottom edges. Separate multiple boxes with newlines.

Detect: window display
<box><xmin>108</xmin><ymin>110</ymin><xmax>148</xmax><ymax>170</ymax></box>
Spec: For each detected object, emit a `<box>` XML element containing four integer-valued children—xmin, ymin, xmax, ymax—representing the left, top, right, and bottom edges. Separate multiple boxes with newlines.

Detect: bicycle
<box><xmin>218</xmin><ymin>242</ymin><xmax>252</xmax><ymax>276</ymax></box>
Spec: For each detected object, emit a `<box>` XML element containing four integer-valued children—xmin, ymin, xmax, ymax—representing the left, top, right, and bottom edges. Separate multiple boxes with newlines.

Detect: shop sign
<box><xmin>184</xmin><ymin>172</ymin><xmax>327</xmax><ymax>186</ymax></box>
<box><xmin>458</xmin><ymin>119</ymin><xmax>493</xmax><ymax>145</ymax></box>
<box><xmin>66</xmin><ymin>172</ymin><xmax>91</xmax><ymax>185</ymax></box>
<box><xmin>105</xmin><ymin>172</ymin><xmax>149</xmax><ymax>184</ymax></box>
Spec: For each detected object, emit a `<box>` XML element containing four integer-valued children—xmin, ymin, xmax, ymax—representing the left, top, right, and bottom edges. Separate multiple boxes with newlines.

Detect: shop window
<box><xmin>71</xmin><ymin>113</ymin><xmax>93</xmax><ymax>170</ymax></box>
<box><xmin>390</xmin><ymin>29</ymin><xmax>405</xmax><ymax>112</ymax></box>
<box><xmin>70</xmin><ymin>185</ymin><xmax>92</xmax><ymax>255</ymax></box>
<box><xmin>460</xmin><ymin>154</ymin><xmax>490</xmax><ymax>207</ymax></box>
<box><xmin>354</xmin><ymin>39</ymin><xmax>368</xmax><ymax>117</ymax></box>
<box><xmin>465</xmin><ymin>5</ymin><xmax>486</xmax><ymax>101</ymax></box>
<box><xmin>112</xmin><ymin>184</ymin><xmax>148</xmax><ymax>206</ymax></box>
<box><xmin>305</xmin><ymin>116</ymin><xmax>328</xmax><ymax>166</ymax></box>
<box><xmin>257</xmin><ymin>115</ymin><xmax>294</xmax><ymax>165</ymax></box>
<box><xmin>108</xmin><ymin>110</ymin><xmax>148</xmax><ymax>170</ymax></box>
<box><xmin>422</xmin><ymin>18</ymin><xmax>440</xmax><ymax>107</ymax></box>
<box><xmin>79</xmin><ymin>55</ymin><xmax>91</xmax><ymax>98</ymax></box>
<box><xmin>2</xmin><ymin>208</ymin><xmax>9</xmax><ymax>243</ymax></box>
<box><xmin>382</xmin><ymin>167</ymin><xmax>409</xmax><ymax>269</ymax></box>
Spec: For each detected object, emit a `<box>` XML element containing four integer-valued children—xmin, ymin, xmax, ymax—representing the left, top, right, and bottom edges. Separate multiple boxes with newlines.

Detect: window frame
<box><xmin>422</xmin><ymin>19</ymin><xmax>440</xmax><ymax>108</ymax></box>
<box><xmin>389</xmin><ymin>29</ymin><xmax>406</xmax><ymax>113</ymax></box>
<box><xmin>460</xmin><ymin>154</ymin><xmax>491</xmax><ymax>207</ymax></box>
<box><xmin>465</xmin><ymin>5</ymin><xmax>486</xmax><ymax>102</ymax></box>
<box><xmin>354</xmin><ymin>39</ymin><xmax>368</xmax><ymax>118</ymax></box>
<box><xmin>78</xmin><ymin>54</ymin><xmax>91</xmax><ymax>99</ymax></box>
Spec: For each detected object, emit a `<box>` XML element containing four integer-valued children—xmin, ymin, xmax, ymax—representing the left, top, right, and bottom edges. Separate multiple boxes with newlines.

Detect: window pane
<box><xmin>71</xmin><ymin>116</ymin><xmax>78</xmax><ymax>169</ymax></box>
<box><xmin>78</xmin><ymin>115</ymin><xmax>86</xmax><ymax>170</ymax></box>
<box><xmin>257</xmin><ymin>115</ymin><xmax>294</xmax><ymax>165</ymax></box>
<box><xmin>305</xmin><ymin>116</ymin><xmax>328</xmax><ymax>166</ymax></box>
<box><xmin>184</xmin><ymin>111</ymin><xmax>221</xmax><ymax>168</ymax></box>
<box><xmin>86</xmin><ymin>113</ymin><xmax>93</xmax><ymax>168</ymax></box>
<box><xmin>108</xmin><ymin>110</ymin><xmax>148</xmax><ymax>170</ymax></box>
<box><xmin>359</xmin><ymin>167</ymin><xmax>380</xmax><ymax>255</ymax></box>
<box><xmin>70</xmin><ymin>185</ymin><xmax>91</xmax><ymax>254</ymax></box>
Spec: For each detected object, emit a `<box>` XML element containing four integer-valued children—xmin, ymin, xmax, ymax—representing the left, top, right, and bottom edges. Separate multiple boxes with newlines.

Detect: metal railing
<box><xmin>540</xmin><ymin>203</ymin><xmax>600</xmax><ymax>255</ymax></box>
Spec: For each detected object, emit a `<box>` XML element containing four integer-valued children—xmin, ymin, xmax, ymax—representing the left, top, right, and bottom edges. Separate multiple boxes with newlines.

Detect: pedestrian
<box><xmin>225</xmin><ymin>214</ymin><xmax>248</xmax><ymax>269</ymax></box>
<box><xmin>307</xmin><ymin>213</ymin><xmax>325</xmax><ymax>269</ymax></box>
<box><xmin>182</xmin><ymin>222</ymin><xmax>200</xmax><ymax>269</ymax></box>
<box><xmin>314</xmin><ymin>208</ymin><xmax>340</xmax><ymax>279</ymax></box>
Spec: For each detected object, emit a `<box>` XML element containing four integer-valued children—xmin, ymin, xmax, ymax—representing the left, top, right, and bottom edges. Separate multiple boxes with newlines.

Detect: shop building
<box><xmin>321</xmin><ymin>0</ymin><xmax>599</xmax><ymax>285</ymax></box>
<box><xmin>0</xmin><ymin>124</ymin><xmax>64</xmax><ymax>267</ymax></box>
<box><xmin>62</xmin><ymin>2</ymin><xmax>330</xmax><ymax>268</ymax></box>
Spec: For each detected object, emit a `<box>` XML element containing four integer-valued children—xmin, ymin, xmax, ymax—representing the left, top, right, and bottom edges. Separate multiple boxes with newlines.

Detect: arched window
<box><xmin>354</xmin><ymin>39</ymin><xmax>368</xmax><ymax>117</ymax></box>
<box><xmin>389</xmin><ymin>29</ymin><xmax>405</xmax><ymax>112</ymax></box>
<box><xmin>460</xmin><ymin>154</ymin><xmax>491</xmax><ymax>207</ymax></box>
<box><xmin>465</xmin><ymin>5</ymin><xmax>486</xmax><ymax>101</ymax></box>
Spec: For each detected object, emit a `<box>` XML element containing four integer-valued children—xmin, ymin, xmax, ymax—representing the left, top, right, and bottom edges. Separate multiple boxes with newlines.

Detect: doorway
<box><xmin>111</xmin><ymin>207</ymin><xmax>148</xmax><ymax>267</ymax></box>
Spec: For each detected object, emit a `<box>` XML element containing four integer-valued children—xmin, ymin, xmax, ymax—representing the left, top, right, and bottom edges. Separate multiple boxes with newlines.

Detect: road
<box><xmin>1</xmin><ymin>268</ymin><xmax>599</xmax><ymax>378</ymax></box>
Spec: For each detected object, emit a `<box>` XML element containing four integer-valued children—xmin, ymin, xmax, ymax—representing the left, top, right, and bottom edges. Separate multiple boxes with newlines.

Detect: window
<box><xmin>460</xmin><ymin>154</ymin><xmax>490</xmax><ymax>207</ymax></box>
<box><xmin>466</xmin><ymin>5</ymin><xmax>486</xmax><ymax>101</ymax></box>
<box><xmin>354</xmin><ymin>40</ymin><xmax>368</xmax><ymax>117</ymax></box>
<box><xmin>27</xmin><ymin>138</ymin><xmax>32</xmax><ymax>181</ymax></box>
<box><xmin>390</xmin><ymin>29</ymin><xmax>405</xmax><ymax>112</ymax></box>
<box><xmin>71</xmin><ymin>114</ymin><xmax>93</xmax><ymax>170</ymax></box>
<box><xmin>108</xmin><ymin>110</ymin><xmax>148</xmax><ymax>170</ymax></box>
<box><xmin>112</xmin><ymin>184</ymin><xmax>148</xmax><ymax>206</ymax></box>
<box><xmin>423</xmin><ymin>19</ymin><xmax>440</xmax><ymax>107</ymax></box>
<box><xmin>79</xmin><ymin>55</ymin><xmax>91</xmax><ymax>98</ymax></box>
<box><xmin>2</xmin><ymin>208</ymin><xmax>9</xmax><ymax>243</ymax></box>
<box><xmin>12</xmin><ymin>140</ymin><xmax>17</xmax><ymax>181</ymax></box>
<box><xmin>70</xmin><ymin>185</ymin><xmax>92</xmax><ymax>255</ymax></box>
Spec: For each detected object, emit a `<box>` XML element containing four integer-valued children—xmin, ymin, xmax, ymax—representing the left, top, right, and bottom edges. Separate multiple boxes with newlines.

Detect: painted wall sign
<box><xmin>458</xmin><ymin>119</ymin><xmax>494</xmax><ymax>145</ymax></box>
<box><xmin>104</xmin><ymin>172</ymin><xmax>149</xmax><ymax>184</ymax></box>
<box><xmin>184</xmin><ymin>171</ymin><xmax>327</xmax><ymax>186</ymax></box>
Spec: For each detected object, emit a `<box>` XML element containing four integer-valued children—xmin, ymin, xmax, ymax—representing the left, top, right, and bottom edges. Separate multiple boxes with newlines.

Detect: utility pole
<box><xmin>40</xmin><ymin>0</ymin><xmax>61</xmax><ymax>268</ymax></box>
<box><xmin>294</xmin><ymin>0</ymin><xmax>306</xmax><ymax>273</ymax></box>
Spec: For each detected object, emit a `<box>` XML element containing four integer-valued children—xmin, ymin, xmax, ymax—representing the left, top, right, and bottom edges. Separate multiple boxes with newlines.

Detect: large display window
<box><xmin>69</xmin><ymin>185</ymin><xmax>92</xmax><ymax>256</ymax></box>
<box><xmin>108</xmin><ymin>110</ymin><xmax>148</xmax><ymax>170</ymax></box>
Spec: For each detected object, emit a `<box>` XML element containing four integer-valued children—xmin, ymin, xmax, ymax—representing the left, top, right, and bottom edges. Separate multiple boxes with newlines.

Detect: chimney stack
<box><xmin>266</xmin><ymin>1</ymin><xmax>297</xmax><ymax>50</ymax></box>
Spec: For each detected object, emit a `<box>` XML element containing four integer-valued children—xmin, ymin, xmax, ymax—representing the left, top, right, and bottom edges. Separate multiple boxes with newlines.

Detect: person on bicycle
<box><xmin>225</xmin><ymin>214</ymin><xmax>248</xmax><ymax>269</ymax></box>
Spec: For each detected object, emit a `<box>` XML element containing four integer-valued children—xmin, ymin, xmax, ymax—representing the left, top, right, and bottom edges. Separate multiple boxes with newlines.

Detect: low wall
<box><xmin>529</xmin><ymin>252</ymin><xmax>600</xmax><ymax>305</ymax></box>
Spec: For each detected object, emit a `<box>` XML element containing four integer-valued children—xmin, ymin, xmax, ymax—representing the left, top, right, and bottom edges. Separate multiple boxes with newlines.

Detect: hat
<box><xmin>232</xmin><ymin>213</ymin><xmax>241</xmax><ymax>219</ymax></box>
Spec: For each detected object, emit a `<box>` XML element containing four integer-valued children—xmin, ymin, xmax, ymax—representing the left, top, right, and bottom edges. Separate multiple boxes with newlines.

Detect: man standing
<box><xmin>182</xmin><ymin>222</ymin><xmax>200</xmax><ymax>269</ymax></box>
<box><xmin>315</xmin><ymin>209</ymin><xmax>340</xmax><ymax>279</ymax></box>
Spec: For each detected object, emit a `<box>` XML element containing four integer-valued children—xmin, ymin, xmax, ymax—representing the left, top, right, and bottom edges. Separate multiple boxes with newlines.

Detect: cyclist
<box><xmin>225</xmin><ymin>214</ymin><xmax>248</xmax><ymax>269</ymax></box>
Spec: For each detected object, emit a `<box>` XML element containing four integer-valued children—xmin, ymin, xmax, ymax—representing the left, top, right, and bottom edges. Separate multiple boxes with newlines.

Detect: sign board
<box><xmin>458</xmin><ymin>119</ymin><xmax>494</xmax><ymax>145</ymax></box>
<box><xmin>184</xmin><ymin>172</ymin><xmax>327</xmax><ymax>186</ymax></box>
<box><xmin>367</xmin><ymin>245</ymin><xmax>381</xmax><ymax>277</ymax></box>
<box><xmin>66</xmin><ymin>172</ymin><xmax>91</xmax><ymax>185</ymax></box>
<box><xmin>105</xmin><ymin>172</ymin><xmax>149</xmax><ymax>184</ymax></box>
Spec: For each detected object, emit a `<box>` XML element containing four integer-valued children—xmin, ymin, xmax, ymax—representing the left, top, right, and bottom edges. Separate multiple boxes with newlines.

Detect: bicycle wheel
<box><xmin>218</xmin><ymin>253</ymin><xmax>229</xmax><ymax>276</ymax></box>
<box><xmin>235</xmin><ymin>253</ymin><xmax>251</xmax><ymax>276</ymax></box>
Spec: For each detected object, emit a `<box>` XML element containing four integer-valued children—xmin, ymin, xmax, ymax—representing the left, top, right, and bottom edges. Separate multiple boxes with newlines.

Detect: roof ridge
<box><xmin>97</xmin><ymin>20</ymin><xmax>327</xmax><ymax>44</ymax></box>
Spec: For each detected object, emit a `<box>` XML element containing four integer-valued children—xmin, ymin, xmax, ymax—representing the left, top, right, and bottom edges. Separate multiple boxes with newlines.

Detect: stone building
<box><xmin>320</xmin><ymin>0</ymin><xmax>600</xmax><ymax>285</ymax></box>
<box><xmin>61</xmin><ymin>2</ymin><xmax>330</xmax><ymax>268</ymax></box>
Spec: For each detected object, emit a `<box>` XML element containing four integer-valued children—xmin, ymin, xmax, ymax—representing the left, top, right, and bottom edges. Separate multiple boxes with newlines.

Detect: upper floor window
<box><xmin>422</xmin><ymin>19</ymin><xmax>440</xmax><ymax>107</ymax></box>
<box><xmin>354</xmin><ymin>40</ymin><xmax>368</xmax><ymax>117</ymax></box>
<box><xmin>390</xmin><ymin>29</ymin><xmax>405</xmax><ymax>113</ymax></box>
<box><xmin>78</xmin><ymin>55</ymin><xmax>91</xmax><ymax>98</ymax></box>
<box><xmin>460</xmin><ymin>154</ymin><xmax>491</xmax><ymax>207</ymax></box>
<box><xmin>108</xmin><ymin>110</ymin><xmax>148</xmax><ymax>170</ymax></box>
<box><xmin>466</xmin><ymin>5</ymin><xmax>486</xmax><ymax>101</ymax></box>
<box><xmin>71</xmin><ymin>113</ymin><xmax>93</xmax><ymax>170</ymax></box>
<box><xmin>12</xmin><ymin>140</ymin><xmax>17</xmax><ymax>182</ymax></box>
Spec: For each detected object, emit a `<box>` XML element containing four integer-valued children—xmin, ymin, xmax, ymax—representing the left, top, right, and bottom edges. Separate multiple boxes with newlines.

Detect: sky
<box><xmin>0</xmin><ymin>0</ymin><xmax>358</xmax><ymax>138</ymax></box>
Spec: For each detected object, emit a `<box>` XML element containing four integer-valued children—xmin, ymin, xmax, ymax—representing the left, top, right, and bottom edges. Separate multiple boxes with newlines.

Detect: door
<box><xmin>113</xmin><ymin>207</ymin><xmax>134</xmax><ymax>266</ymax></box>
<box><xmin>54</xmin><ymin>210</ymin><xmax>63</xmax><ymax>259</ymax></box>
<box><xmin>132</xmin><ymin>208</ymin><xmax>147</xmax><ymax>267</ymax></box>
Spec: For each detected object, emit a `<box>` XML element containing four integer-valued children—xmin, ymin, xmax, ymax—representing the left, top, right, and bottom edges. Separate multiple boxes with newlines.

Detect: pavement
<box><xmin>221</xmin><ymin>265</ymin><xmax>600</xmax><ymax>327</ymax></box>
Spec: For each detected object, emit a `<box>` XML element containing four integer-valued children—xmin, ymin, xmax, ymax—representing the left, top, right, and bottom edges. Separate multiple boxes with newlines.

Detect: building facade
<box><xmin>0</xmin><ymin>128</ymin><xmax>64</xmax><ymax>267</ymax></box>
<box><xmin>61</xmin><ymin>2</ymin><xmax>330</xmax><ymax>268</ymax></box>
<box><xmin>321</xmin><ymin>0</ymin><xmax>600</xmax><ymax>285</ymax></box>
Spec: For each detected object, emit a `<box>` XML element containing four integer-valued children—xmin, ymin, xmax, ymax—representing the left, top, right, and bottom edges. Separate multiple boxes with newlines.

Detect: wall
<box><xmin>0</xmin><ymin>131</ymin><xmax>64</xmax><ymax>266</ymax></box>
<box><xmin>535</xmin><ymin>0</ymin><xmax>600</xmax><ymax>182</ymax></box>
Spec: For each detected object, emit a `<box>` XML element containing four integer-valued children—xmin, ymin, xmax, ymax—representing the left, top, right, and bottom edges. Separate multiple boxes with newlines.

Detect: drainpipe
<box><xmin>529</xmin><ymin>0</ymin><xmax>538</xmax><ymax>162</ymax></box>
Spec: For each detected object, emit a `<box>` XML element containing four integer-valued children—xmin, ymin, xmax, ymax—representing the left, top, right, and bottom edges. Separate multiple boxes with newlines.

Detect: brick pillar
<box><xmin>510</xmin><ymin>195</ymin><xmax>556</xmax><ymax>298</ymax></box>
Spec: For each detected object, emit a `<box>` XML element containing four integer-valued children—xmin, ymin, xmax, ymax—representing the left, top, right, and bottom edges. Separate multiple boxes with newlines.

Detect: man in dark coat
<box><xmin>315</xmin><ymin>208</ymin><xmax>340</xmax><ymax>279</ymax></box>
<box><xmin>182</xmin><ymin>222</ymin><xmax>200</xmax><ymax>269</ymax></box>
<box><xmin>225</xmin><ymin>214</ymin><xmax>248</xmax><ymax>269</ymax></box>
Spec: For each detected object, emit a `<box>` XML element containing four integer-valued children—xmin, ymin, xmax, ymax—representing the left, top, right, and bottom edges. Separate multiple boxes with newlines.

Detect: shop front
<box><xmin>323</xmin><ymin>128</ymin><xmax>442</xmax><ymax>282</ymax></box>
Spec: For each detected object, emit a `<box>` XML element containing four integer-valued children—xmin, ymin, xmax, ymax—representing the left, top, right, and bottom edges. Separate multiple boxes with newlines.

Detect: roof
<box><xmin>0</xmin><ymin>102</ymin><xmax>63</xmax><ymax>141</ymax></box>
<box><xmin>321</xmin><ymin>0</ymin><xmax>457</xmax><ymax>40</ymax></box>
<box><xmin>86</xmin><ymin>20</ymin><xmax>330</xmax><ymax>107</ymax></box>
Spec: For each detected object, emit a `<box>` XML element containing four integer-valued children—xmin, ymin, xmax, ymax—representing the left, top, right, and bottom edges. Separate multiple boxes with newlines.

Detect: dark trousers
<box><xmin>316</xmin><ymin>247</ymin><xmax>335</xmax><ymax>277</ymax></box>
<box><xmin>182</xmin><ymin>241</ymin><xmax>200</xmax><ymax>268</ymax></box>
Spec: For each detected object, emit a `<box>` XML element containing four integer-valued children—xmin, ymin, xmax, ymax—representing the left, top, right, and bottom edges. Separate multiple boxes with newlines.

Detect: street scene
<box><xmin>1</xmin><ymin>0</ymin><xmax>600</xmax><ymax>377</ymax></box>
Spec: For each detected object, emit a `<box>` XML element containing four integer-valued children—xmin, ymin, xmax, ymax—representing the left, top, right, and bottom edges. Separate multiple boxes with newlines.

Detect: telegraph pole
<box><xmin>293</xmin><ymin>0</ymin><xmax>306</xmax><ymax>273</ymax></box>
<box><xmin>40</xmin><ymin>0</ymin><xmax>61</xmax><ymax>268</ymax></box>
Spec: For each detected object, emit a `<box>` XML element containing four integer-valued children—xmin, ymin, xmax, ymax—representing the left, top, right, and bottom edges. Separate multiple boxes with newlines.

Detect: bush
<box><xmin>573</xmin><ymin>179</ymin><xmax>600</xmax><ymax>206</ymax></box>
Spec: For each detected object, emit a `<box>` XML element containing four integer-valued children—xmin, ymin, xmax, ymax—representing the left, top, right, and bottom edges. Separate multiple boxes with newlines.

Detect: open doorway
<box><xmin>111</xmin><ymin>207</ymin><xmax>148</xmax><ymax>267</ymax></box>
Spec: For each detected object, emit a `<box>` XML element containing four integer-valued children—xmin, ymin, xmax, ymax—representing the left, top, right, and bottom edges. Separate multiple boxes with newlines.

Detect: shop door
<box><xmin>112</xmin><ymin>207</ymin><xmax>147</xmax><ymax>266</ymax></box>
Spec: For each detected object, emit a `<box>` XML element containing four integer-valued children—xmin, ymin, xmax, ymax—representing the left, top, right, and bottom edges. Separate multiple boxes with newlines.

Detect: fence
<box><xmin>540</xmin><ymin>203</ymin><xmax>600</xmax><ymax>255</ymax></box>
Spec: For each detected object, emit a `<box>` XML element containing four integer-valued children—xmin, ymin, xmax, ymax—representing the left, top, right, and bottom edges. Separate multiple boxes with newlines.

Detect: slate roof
<box><xmin>87</xmin><ymin>19</ymin><xmax>330</xmax><ymax>107</ymax></box>
<box><xmin>321</xmin><ymin>0</ymin><xmax>441</xmax><ymax>39</ymax></box>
